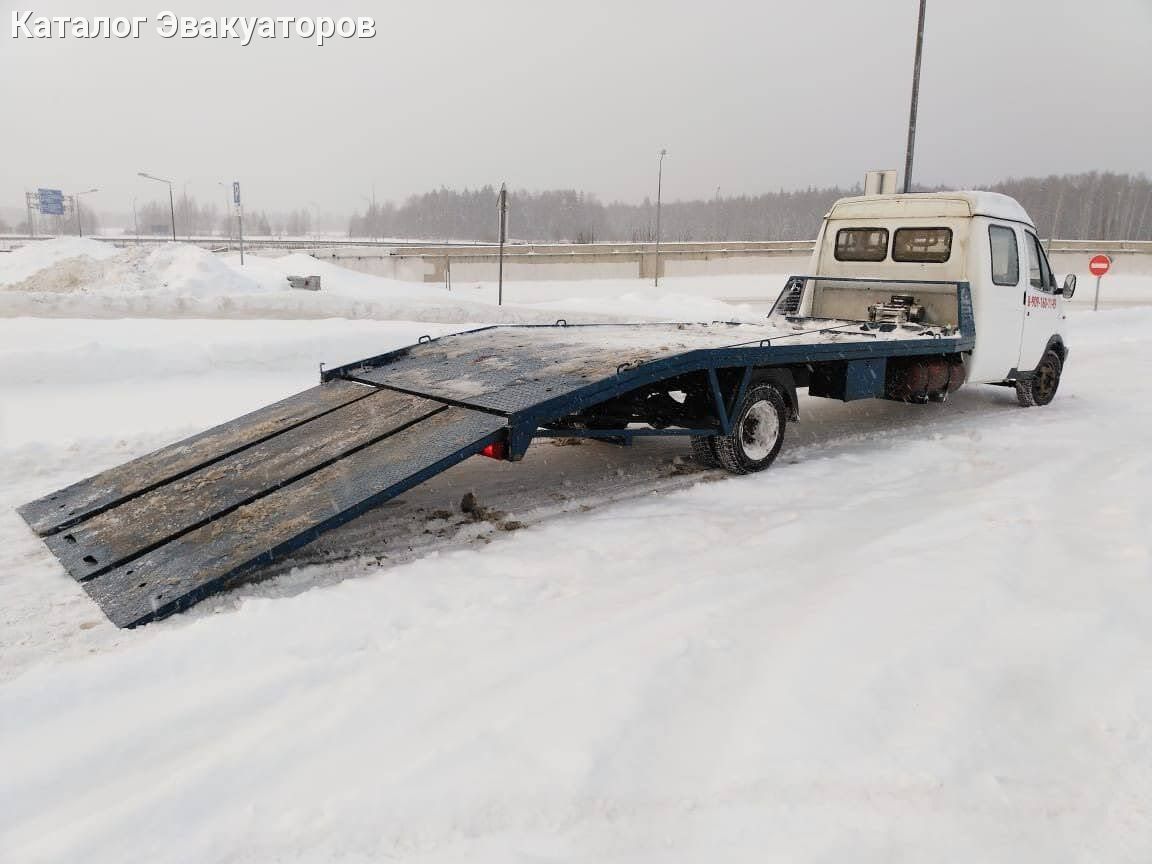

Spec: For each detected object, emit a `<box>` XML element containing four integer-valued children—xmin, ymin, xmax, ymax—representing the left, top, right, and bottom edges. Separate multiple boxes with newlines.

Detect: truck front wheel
<box><xmin>1015</xmin><ymin>350</ymin><xmax>1063</xmax><ymax>407</ymax></box>
<box><xmin>714</xmin><ymin>384</ymin><xmax>788</xmax><ymax>474</ymax></box>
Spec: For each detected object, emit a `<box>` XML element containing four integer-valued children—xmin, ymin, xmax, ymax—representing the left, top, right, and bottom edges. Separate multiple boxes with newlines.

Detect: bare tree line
<box><xmin>131</xmin><ymin>200</ymin><xmax>314</xmax><ymax>238</ymax></box>
<box><xmin>7</xmin><ymin>198</ymin><xmax>317</xmax><ymax>239</ymax></box>
<box><xmin>349</xmin><ymin>172</ymin><xmax>1152</xmax><ymax>243</ymax></box>
<box><xmin>8</xmin><ymin>171</ymin><xmax>1147</xmax><ymax>243</ymax></box>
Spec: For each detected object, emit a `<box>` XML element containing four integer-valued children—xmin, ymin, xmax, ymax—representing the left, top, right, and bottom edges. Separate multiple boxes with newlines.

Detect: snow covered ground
<box><xmin>2</xmin><ymin>242</ymin><xmax>1152</xmax><ymax>862</ymax></box>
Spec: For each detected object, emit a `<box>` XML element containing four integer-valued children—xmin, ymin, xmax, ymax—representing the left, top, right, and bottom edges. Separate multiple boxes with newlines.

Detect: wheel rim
<box><xmin>739</xmin><ymin>400</ymin><xmax>779</xmax><ymax>461</ymax></box>
<box><xmin>1035</xmin><ymin>359</ymin><xmax>1059</xmax><ymax>401</ymax></box>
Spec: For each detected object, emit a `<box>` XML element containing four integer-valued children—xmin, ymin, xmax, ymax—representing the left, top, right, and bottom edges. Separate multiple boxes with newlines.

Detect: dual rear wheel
<box><xmin>691</xmin><ymin>384</ymin><xmax>788</xmax><ymax>475</ymax></box>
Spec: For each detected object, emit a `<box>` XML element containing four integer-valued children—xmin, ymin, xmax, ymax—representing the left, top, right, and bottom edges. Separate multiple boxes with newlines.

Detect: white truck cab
<box><xmin>803</xmin><ymin>191</ymin><xmax>1072</xmax><ymax>404</ymax></box>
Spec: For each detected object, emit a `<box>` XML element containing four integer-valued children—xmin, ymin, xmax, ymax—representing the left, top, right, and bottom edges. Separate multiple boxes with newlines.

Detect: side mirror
<box><xmin>1062</xmin><ymin>273</ymin><xmax>1077</xmax><ymax>298</ymax></box>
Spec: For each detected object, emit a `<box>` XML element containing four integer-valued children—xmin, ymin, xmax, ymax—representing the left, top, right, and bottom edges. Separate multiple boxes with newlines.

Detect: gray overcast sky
<box><xmin>2</xmin><ymin>0</ymin><xmax>1150</xmax><ymax>218</ymax></box>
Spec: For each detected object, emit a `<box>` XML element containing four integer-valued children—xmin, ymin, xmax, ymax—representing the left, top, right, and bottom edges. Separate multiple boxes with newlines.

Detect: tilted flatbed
<box><xmin>19</xmin><ymin>276</ymin><xmax>975</xmax><ymax>627</ymax></box>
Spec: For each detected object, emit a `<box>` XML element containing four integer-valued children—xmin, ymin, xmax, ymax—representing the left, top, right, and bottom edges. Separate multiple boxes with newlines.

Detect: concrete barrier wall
<box><xmin>313</xmin><ymin>240</ymin><xmax>1152</xmax><ymax>284</ymax></box>
<box><xmin>1049</xmin><ymin>251</ymin><xmax>1152</xmax><ymax>277</ymax></box>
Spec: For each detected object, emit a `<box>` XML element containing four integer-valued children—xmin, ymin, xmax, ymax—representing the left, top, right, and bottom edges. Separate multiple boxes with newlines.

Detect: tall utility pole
<box><xmin>902</xmin><ymin>0</ymin><xmax>927</xmax><ymax>194</ymax></box>
<box><xmin>138</xmin><ymin>172</ymin><xmax>177</xmax><ymax>241</ymax></box>
<box><xmin>496</xmin><ymin>183</ymin><xmax>508</xmax><ymax>306</ymax></box>
<box><xmin>654</xmin><ymin>148</ymin><xmax>667</xmax><ymax>287</ymax></box>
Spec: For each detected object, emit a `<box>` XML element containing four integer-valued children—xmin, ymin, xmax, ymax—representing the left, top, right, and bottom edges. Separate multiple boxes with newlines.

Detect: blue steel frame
<box><xmin>324</xmin><ymin>278</ymin><xmax>974</xmax><ymax>460</ymax></box>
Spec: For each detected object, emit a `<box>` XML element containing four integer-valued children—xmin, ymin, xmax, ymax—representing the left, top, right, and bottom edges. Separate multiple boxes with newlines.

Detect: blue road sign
<box><xmin>38</xmin><ymin>188</ymin><xmax>65</xmax><ymax>215</ymax></box>
<box><xmin>232</xmin><ymin>181</ymin><xmax>241</xmax><ymax>206</ymax></box>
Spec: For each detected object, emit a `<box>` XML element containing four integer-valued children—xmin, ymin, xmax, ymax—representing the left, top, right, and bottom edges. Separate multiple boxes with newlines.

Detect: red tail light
<box><xmin>479</xmin><ymin>441</ymin><xmax>507</xmax><ymax>460</ymax></box>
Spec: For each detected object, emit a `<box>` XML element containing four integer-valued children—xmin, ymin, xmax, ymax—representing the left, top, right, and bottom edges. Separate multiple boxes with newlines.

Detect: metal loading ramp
<box><xmin>19</xmin><ymin>381</ymin><xmax>506</xmax><ymax>627</ymax></box>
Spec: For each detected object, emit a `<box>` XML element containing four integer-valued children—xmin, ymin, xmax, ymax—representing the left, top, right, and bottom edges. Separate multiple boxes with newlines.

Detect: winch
<box><xmin>868</xmin><ymin>294</ymin><xmax>925</xmax><ymax>325</ymax></box>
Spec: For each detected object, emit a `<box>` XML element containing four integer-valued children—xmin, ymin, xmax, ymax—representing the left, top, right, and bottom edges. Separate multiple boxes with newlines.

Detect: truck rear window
<box><xmin>892</xmin><ymin>227</ymin><xmax>952</xmax><ymax>263</ymax></box>
<box><xmin>834</xmin><ymin>228</ymin><xmax>888</xmax><ymax>262</ymax></box>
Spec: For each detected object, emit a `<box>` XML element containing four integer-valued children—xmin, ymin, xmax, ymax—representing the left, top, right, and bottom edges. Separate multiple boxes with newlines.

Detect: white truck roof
<box><xmin>826</xmin><ymin>191</ymin><xmax>1034</xmax><ymax>227</ymax></box>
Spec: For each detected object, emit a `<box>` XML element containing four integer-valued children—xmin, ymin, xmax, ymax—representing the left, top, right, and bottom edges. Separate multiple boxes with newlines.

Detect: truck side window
<box><xmin>892</xmin><ymin>227</ymin><xmax>952</xmax><ymax>263</ymax></box>
<box><xmin>988</xmin><ymin>225</ymin><xmax>1019</xmax><ymax>286</ymax></box>
<box><xmin>1025</xmin><ymin>232</ymin><xmax>1053</xmax><ymax>292</ymax></box>
<box><xmin>834</xmin><ymin>228</ymin><xmax>888</xmax><ymax>262</ymax></box>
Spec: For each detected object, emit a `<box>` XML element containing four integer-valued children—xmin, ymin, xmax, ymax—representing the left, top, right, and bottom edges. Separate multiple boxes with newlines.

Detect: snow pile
<box><xmin>4</xmin><ymin>243</ymin><xmax>265</xmax><ymax>297</ymax></box>
<box><xmin>0</xmin><ymin>238</ymin><xmax>120</xmax><ymax>289</ymax></box>
<box><xmin>94</xmin><ymin>244</ymin><xmax>266</xmax><ymax>296</ymax></box>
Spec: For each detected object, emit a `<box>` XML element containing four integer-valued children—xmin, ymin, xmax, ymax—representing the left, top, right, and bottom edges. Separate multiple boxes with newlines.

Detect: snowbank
<box><xmin>1</xmin><ymin>243</ymin><xmax>265</xmax><ymax>296</ymax></box>
<box><xmin>0</xmin><ymin>237</ymin><xmax>120</xmax><ymax>288</ymax></box>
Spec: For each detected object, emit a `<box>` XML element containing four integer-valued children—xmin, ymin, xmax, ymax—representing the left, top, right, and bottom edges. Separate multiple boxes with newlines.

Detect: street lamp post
<box><xmin>138</xmin><ymin>171</ymin><xmax>176</xmax><ymax>241</ymax></box>
<box><xmin>903</xmin><ymin>0</ymin><xmax>927</xmax><ymax>193</ymax></box>
<box><xmin>654</xmin><ymin>148</ymin><xmax>667</xmax><ymax>287</ymax></box>
<box><xmin>72</xmin><ymin>188</ymin><xmax>99</xmax><ymax>237</ymax></box>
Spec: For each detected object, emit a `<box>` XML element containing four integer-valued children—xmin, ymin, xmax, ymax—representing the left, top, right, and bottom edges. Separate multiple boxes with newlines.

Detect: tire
<box><xmin>1015</xmin><ymin>350</ymin><xmax>1063</xmax><ymax>407</ymax></box>
<box><xmin>714</xmin><ymin>384</ymin><xmax>788</xmax><ymax>475</ymax></box>
<box><xmin>690</xmin><ymin>435</ymin><xmax>720</xmax><ymax>467</ymax></box>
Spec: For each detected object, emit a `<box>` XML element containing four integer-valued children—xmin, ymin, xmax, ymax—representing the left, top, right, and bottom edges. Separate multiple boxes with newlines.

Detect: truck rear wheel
<box><xmin>1015</xmin><ymin>350</ymin><xmax>1063</xmax><ymax>407</ymax></box>
<box><xmin>714</xmin><ymin>384</ymin><xmax>787</xmax><ymax>475</ymax></box>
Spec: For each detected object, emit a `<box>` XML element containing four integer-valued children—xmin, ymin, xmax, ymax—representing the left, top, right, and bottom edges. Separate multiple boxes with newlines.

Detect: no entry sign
<box><xmin>1090</xmin><ymin>254</ymin><xmax>1111</xmax><ymax>311</ymax></box>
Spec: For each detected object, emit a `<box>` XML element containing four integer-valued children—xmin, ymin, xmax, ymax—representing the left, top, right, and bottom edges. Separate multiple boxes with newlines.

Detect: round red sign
<box><xmin>1089</xmin><ymin>254</ymin><xmax>1111</xmax><ymax>277</ymax></box>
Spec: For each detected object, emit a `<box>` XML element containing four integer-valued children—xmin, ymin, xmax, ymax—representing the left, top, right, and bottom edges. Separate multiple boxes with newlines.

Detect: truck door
<box><xmin>1019</xmin><ymin>231</ymin><xmax>1061</xmax><ymax>371</ymax></box>
<box><xmin>969</xmin><ymin>222</ymin><xmax>1025</xmax><ymax>383</ymax></box>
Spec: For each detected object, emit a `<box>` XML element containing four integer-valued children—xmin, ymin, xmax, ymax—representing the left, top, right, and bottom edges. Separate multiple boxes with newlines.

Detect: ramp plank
<box><xmin>19</xmin><ymin>380</ymin><xmax>375</xmax><ymax>537</ymax></box>
<box><xmin>45</xmin><ymin>391</ymin><xmax>443</xmax><ymax>582</ymax></box>
<box><xmin>84</xmin><ymin>408</ymin><xmax>506</xmax><ymax>627</ymax></box>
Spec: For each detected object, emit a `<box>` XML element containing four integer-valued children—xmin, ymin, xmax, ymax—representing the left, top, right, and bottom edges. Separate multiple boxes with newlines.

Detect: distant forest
<box><xmin>349</xmin><ymin>172</ymin><xmax>1152</xmax><ymax>244</ymax></box>
<box><xmin>11</xmin><ymin>171</ymin><xmax>1146</xmax><ymax>243</ymax></box>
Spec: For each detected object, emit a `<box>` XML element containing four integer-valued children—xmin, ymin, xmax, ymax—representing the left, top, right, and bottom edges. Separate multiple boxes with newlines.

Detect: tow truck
<box><xmin>19</xmin><ymin>191</ymin><xmax>1074</xmax><ymax>627</ymax></box>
